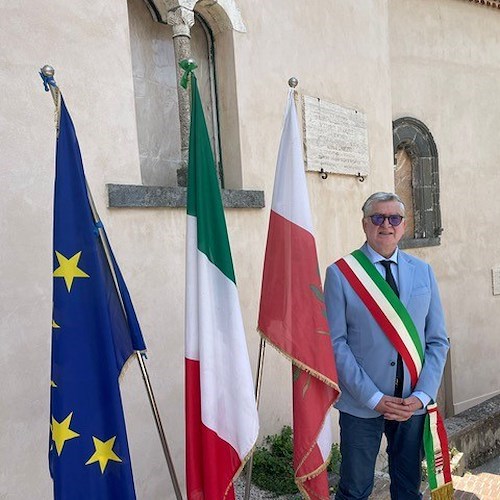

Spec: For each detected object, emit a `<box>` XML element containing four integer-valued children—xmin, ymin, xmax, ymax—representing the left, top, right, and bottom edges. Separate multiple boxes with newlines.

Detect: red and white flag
<box><xmin>258</xmin><ymin>89</ymin><xmax>340</xmax><ymax>499</ymax></box>
<box><xmin>185</xmin><ymin>72</ymin><xmax>259</xmax><ymax>499</ymax></box>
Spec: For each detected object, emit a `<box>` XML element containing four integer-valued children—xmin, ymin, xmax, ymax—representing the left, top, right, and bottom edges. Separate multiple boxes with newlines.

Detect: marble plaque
<box><xmin>302</xmin><ymin>95</ymin><xmax>369</xmax><ymax>176</ymax></box>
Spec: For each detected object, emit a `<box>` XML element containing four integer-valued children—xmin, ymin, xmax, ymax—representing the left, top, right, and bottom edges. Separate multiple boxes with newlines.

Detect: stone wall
<box><xmin>446</xmin><ymin>394</ymin><xmax>500</xmax><ymax>469</ymax></box>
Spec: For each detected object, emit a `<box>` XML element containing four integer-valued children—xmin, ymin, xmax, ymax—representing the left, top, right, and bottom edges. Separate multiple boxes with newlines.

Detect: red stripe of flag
<box><xmin>185</xmin><ymin>358</ymin><xmax>239</xmax><ymax>500</ymax></box>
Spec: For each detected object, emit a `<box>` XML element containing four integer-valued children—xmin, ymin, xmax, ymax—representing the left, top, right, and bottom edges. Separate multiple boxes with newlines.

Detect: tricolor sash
<box><xmin>336</xmin><ymin>250</ymin><xmax>453</xmax><ymax>499</ymax></box>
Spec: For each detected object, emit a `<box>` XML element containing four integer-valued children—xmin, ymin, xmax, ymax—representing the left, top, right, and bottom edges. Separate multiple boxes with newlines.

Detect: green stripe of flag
<box><xmin>186</xmin><ymin>74</ymin><xmax>235</xmax><ymax>284</ymax></box>
<box><xmin>423</xmin><ymin>417</ymin><xmax>438</xmax><ymax>490</ymax></box>
<box><xmin>351</xmin><ymin>250</ymin><xmax>424</xmax><ymax>362</ymax></box>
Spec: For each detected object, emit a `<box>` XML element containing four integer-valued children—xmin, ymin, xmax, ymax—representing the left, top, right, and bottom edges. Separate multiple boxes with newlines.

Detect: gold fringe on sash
<box><xmin>430</xmin><ymin>482</ymin><xmax>454</xmax><ymax>500</ymax></box>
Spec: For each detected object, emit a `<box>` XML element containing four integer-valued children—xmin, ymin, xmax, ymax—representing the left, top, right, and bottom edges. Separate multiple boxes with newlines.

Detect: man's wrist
<box><xmin>411</xmin><ymin>391</ymin><xmax>430</xmax><ymax>408</ymax></box>
<box><xmin>367</xmin><ymin>391</ymin><xmax>384</xmax><ymax>410</ymax></box>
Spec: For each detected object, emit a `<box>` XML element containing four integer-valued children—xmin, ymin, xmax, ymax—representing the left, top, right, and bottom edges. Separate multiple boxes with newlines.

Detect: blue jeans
<box><xmin>335</xmin><ymin>412</ymin><xmax>425</xmax><ymax>500</ymax></box>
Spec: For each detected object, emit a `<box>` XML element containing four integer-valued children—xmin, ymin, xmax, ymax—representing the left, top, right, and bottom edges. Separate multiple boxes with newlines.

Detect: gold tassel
<box><xmin>430</xmin><ymin>482</ymin><xmax>454</xmax><ymax>500</ymax></box>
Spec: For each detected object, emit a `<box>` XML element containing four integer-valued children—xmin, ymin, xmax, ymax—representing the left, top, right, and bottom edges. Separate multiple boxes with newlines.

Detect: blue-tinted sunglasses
<box><xmin>369</xmin><ymin>214</ymin><xmax>404</xmax><ymax>227</ymax></box>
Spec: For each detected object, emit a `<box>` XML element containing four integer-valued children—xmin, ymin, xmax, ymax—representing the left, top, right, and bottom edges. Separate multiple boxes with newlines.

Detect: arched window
<box><xmin>109</xmin><ymin>0</ymin><xmax>264</xmax><ymax>208</ymax></box>
<box><xmin>393</xmin><ymin>117</ymin><xmax>442</xmax><ymax>248</ymax></box>
<box><xmin>127</xmin><ymin>0</ymin><xmax>222</xmax><ymax>186</ymax></box>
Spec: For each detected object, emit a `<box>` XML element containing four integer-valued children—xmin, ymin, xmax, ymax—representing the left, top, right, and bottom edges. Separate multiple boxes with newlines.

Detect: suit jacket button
<box><xmin>390</xmin><ymin>361</ymin><xmax>396</xmax><ymax>366</ymax></box>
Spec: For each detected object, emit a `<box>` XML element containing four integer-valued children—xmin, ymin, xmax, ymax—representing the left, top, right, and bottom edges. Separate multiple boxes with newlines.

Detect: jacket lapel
<box><xmin>358</xmin><ymin>243</ymin><xmax>415</xmax><ymax>306</ymax></box>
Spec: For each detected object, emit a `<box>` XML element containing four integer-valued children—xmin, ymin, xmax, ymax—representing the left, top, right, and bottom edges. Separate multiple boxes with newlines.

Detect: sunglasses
<box><xmin>368</xmin><ymin>214</ymin><xmax>404</xmax><ymax>227</ymax></box>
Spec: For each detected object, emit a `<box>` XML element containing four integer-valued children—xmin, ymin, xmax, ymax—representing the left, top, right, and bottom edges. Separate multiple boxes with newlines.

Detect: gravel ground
<box><xmin>234</xmin><ymin>476</ymin><xmax>296</xmax><ymax>499</ymax></box>
<box><xmin>234</xmin><ymin>474</ymin><xmax>338</xmax><ymax>499</ymax></box>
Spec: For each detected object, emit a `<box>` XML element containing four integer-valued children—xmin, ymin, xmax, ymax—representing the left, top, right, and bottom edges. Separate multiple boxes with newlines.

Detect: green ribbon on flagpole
<box><xmin>179</xmin><ymin>59</ymin><xmax>198</xmax><ymax>89</ymax></box>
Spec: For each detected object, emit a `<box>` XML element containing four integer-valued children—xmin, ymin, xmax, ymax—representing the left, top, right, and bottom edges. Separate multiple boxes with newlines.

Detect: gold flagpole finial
<box><xmin>39</xmin><ymin>64</ymin><xmax>61</xmax><ymax>134</ymax></box>
<box><xmin>41</xmin><ymin>64</ymin><xmax>55</xmax><ymax>78</ymax></box>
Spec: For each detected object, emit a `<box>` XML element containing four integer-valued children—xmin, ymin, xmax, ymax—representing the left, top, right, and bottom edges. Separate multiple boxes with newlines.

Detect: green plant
<box><xmin>326</xmin><ymin>442</ymin><xmax>341</xmax><ymax>495</ymax></box>
<box><xmin>252</xmin><ymin>425</ymin><xmax>298</xmax><ymax>495</ymax></box>
<box><xmin>327</xmin><ymin>442</ymin><xmax>341</xmax><ymax>475</ymax></box>
<box><xmin>251</xmin><ymin>425</ymin><xmax>342</xmax><ymax>496</ymax></box>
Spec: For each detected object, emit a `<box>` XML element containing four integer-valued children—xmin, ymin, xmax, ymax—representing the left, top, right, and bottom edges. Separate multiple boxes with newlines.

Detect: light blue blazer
<box><xmin>324</xmin><ymin>243</ymin><xmax>449</xmax><ymax>418</ymax></box>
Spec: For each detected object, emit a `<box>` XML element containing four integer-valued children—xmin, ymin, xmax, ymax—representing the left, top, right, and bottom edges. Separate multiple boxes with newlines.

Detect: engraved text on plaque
<box><xmin>302</xmin><ymin>95</ymin><xmax>369</xmax><ymax>177</ymax></box>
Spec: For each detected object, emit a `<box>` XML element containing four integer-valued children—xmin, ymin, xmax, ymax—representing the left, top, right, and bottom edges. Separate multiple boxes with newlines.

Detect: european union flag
<box><xmin>50</xmin><ymin>96</ymin><xmax>146</xmax><ymax>499</ymax></box>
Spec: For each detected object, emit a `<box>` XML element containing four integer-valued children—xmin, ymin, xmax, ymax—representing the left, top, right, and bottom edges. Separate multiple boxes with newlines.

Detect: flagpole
<box><xmin>135</xmin><ymin>351</ymin><xmax>184</xmax><ymax>500</ymax></box>
<box><xmin>244</xmin><ymin>77</ymin><xmax>300</xmax><ymax>500</ymax></box>
<box><xmin>243</xmin><ymin>336</ymin><xmax>266</xmax><ymax>500</ymax></box>
<box><xmin>40</xmin><ymin>65</ymin><xmax>183</xmax><ymax>500</ymax></box>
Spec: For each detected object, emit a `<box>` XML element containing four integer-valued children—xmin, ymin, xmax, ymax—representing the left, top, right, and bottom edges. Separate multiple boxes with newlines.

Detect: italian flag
<box><xmin>258</xmin><ymin>89</ymin><xmax>340</xmax><ymax>499</ymax></box>
<box><xmin>185</xmin><ymin>72</ymin><xmax>259</xmax><ymax>499</ymax></box>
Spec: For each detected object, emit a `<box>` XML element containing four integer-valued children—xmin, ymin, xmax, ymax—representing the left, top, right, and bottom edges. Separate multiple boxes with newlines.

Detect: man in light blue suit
<box><xmin>325</xmin><ymin>192</ymin><xmax>449</xmax><ymax>500</ymax></box>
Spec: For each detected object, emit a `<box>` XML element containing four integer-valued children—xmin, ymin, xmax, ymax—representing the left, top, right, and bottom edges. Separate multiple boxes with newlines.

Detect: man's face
<box><xmin>362</xmin><ymin>200</ymin><xmax>406</xmax><ymax>258</ymax></box>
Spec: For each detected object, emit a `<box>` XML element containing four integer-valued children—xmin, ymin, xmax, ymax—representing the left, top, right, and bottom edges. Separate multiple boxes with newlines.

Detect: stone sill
<box><xmin>399</xmin><ymin>237</ymin><xmax>441</xmax><ymax>249</ymax></box>
<box><xmin>107</xmin><ymin>184</ymin><xmax>265</xmax><ymax>209</ymax></box>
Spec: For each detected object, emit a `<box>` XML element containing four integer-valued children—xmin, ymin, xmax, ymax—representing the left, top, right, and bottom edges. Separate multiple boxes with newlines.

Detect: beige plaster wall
<box><xmin>0</xmin><ymin>0</ymin><xmax>393</xmax><ymax>498</ymax></box>
<box><xmin>231</xmin><ymin>0</ymin><xmax>394</xmax><ymax>443</ymax></box>
<box><xmin>0</xmin><ymin>0</ymin><xmax>162</xmax><ymax>497</ymax></box>
<box><xmin>389</xmin><ymin>0</ymin><xmax>500</xmax><ymax>414</ymax></box>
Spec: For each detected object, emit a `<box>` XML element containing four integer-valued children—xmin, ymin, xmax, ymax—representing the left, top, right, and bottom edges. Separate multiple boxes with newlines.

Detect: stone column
<box><xmin>167</xmin><ymin>6</ymin><xmax>195</xmax><ymax>186</ymax></box>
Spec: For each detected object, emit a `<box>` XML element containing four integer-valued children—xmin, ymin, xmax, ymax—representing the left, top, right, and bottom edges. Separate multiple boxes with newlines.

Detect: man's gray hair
<box><xmin>362</xmin><ymin>192</ymin><xmax>405</xmax><ymax>216</ymax></box>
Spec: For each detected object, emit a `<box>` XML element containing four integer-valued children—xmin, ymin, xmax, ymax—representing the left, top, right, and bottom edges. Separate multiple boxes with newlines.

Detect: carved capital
<box><xmin>167</xmin><ymin>7</ymin><xmax>195</xmax><ymax>37</ymax></box>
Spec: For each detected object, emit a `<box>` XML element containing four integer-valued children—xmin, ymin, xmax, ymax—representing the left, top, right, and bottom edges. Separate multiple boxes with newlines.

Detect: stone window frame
<box><xmin>108</xmin><ymin>0</ymin><xmax>264</xmax><ymax>209</ymax></box>
<box><xmin>393</xmin><ymin>117</ymin><xmax>442</xmax><ymax>249</ymax></box>
<box><xmin>196</xmin><ymin>13</ymin><xmax>224</xmax><ymax>185</ymax></box>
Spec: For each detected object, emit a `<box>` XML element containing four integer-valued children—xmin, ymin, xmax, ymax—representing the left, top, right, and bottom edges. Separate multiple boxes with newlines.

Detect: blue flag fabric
<box><xmin>49</xmin><ymin>96</ymin><xmax>146</xmax><ymax>499</ymax></box>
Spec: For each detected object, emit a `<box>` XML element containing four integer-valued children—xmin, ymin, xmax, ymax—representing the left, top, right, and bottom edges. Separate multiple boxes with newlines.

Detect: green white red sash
<box><xmin>336</xmin><ymin>250</ymin><xmax>453</xmax><ymax>499</ymax></box>
<box><xmin>336</xmin><ymin>251</ymin><xmax>423</xmax><ymax>385</ymax></box>
<box><xmin>424</xmin><ymin>403</ymin><xmax>453</xmax><ymax>499</ymax></box>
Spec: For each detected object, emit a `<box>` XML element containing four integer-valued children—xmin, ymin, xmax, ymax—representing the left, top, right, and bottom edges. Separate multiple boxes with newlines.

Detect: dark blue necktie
<box><xmin>380</xmin><ymin>260</ymin><xmax>404</xmax><ymax>398</ymax></box>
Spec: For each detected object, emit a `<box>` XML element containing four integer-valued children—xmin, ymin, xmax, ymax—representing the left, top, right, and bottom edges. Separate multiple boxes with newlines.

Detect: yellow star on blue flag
<box><xmin>85</xmin><ymin>436</ymin><xmax>123</xmax><ymax>473</ymax></box>
<box><xmin>51</xmin><ymin>412</ymin><xmax>80</xmax><ymax>456</ymax></box>
<box><xmin>53</xmin><ymin>251</ymin><xmax>89</xmax><ymax>291</ymax></box>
